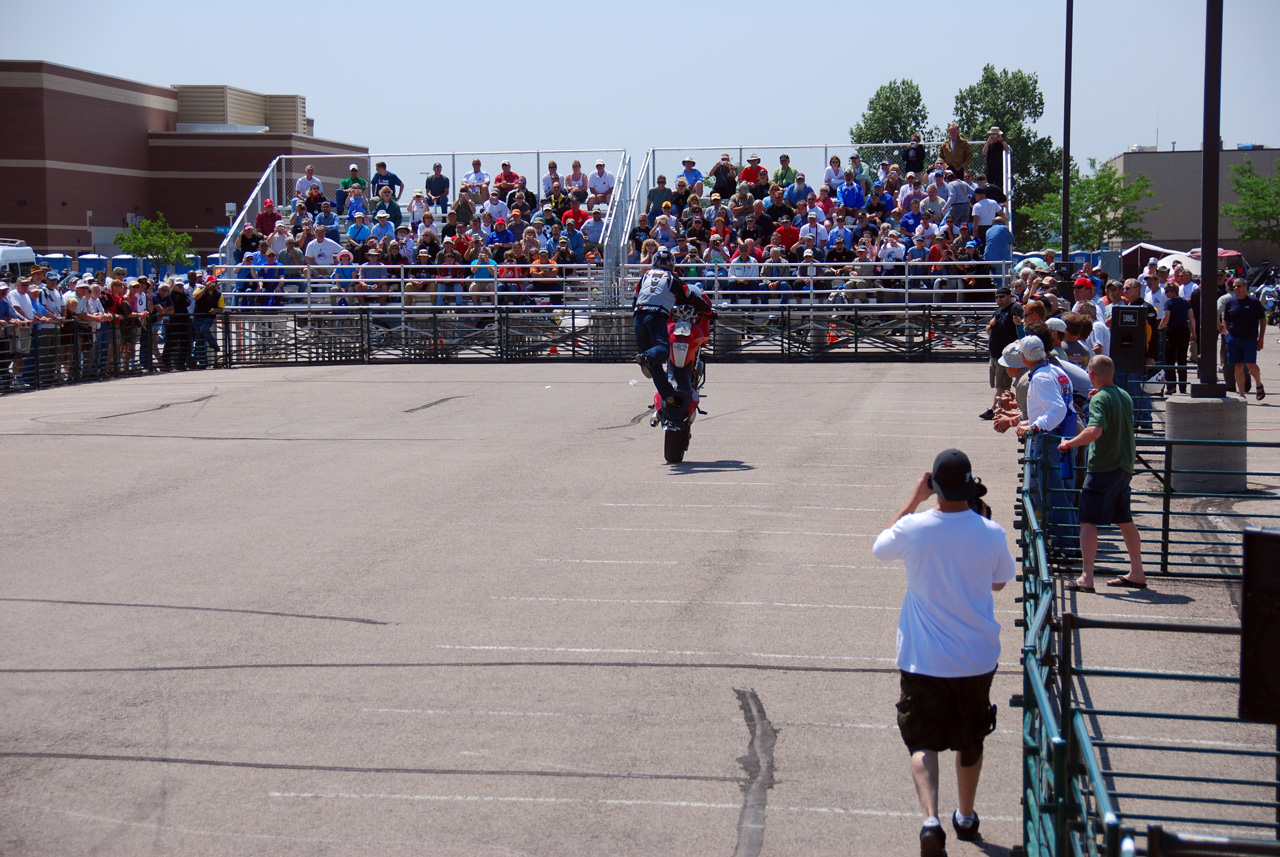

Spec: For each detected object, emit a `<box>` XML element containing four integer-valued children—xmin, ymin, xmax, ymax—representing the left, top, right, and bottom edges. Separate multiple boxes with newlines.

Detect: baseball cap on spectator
<box><xmin>1147</xmin><ymin>256</ymin><xmax>1158</xmax><ymax>265</ymax></box>
<box><xmin>872</xmin><ymin>181</ymin><xmax>883</xmax><ymax>188</ymax></box>
<box><xmin>1040</xmin><ymin>275</ymin><xmax>1055</xmax><ymax>286</ymax></box>
<box><xmin>931</xmin><ymin>448</ymin><xmax>987</xmax><ymax>502</ymax></box>
<box><xmin>965</xmin><ymin>241</ymin><xmax>980</xmax><ymax>248</ymax></box>
<box><xmin>433</xmin><ymin>162</ymin><xmax>442</xmax><ymax>169</ymax></box>
<box><xmin>1046</xmin><ymin>317</ymin><xmax>1068</xmax><ymax>333</ymax></box>
<box><xmin>808</xmin><ymin>211</ymin><xmax>818</xmax><ymax>220</ymax></box>
<box><xmin>1018</xmin><ymin>334</ymin><xmax>1047</xmax><ymax>363</ymax></box>
<box><xmin>880</xmin><ymin>158</ymin><xmax>890</xmax><ymax>165</ymax></box>
<box><xmin>413</xmin><ymin>189</ymin><xmax>424</xmax><ymax>196</ymax></box>
<box><xmin>348</xmin><ymin>164</ymin><xmax>359</xmax><ymax>171</ymax></box>
<box><xmin>264</xmin><ymin>199</ymin><xmax>274</xmax><ymax>207</ymax></box>
<box><xmin>495</xmin><ymin>218</ymin><xmax>506</xmax><ymax>226</ymax></box>
<box><xmin>997</xmin><ymin>340</ymin><xmax>1022</xmax><ymax>368</ymax></box>
<box><xmin>1073</xmin><ymin>277</ymin><xmax>1093</xmax><ymax>289</ymax></box>
<box><xmin>803</xmin><ymin>249</ymin><xmax>815</xmax><ymax>258</ymax></box>
<box><xmin>710</xmin><ymin>193</ymin><xmax>721</xmax><ymax>201</ymax></box>
<box><xmin>242</xmin><ymin>223</ymin><xmax>253</xmax><ymax>230</ymax></box>
<box><xmin>595</xmin><ymin>159</ymin><xmax>606</xmax><ymax>166</ymax></box>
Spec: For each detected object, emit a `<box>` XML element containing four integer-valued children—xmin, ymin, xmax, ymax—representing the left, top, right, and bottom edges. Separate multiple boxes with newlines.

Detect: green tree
<box><xmin>116</xmin><ymin>212</ymin><xmax>192</xmax><ymax>280</ymax></box>
<box><xmin>953</xmin><ymin>65</ymin><xmax>1065</xmax><ymax>248</ymax></box>
<box><xmin>1023</xmin><ymin>159</ymin><xmax>1158</xmax><ymax>250</ymax></box>
<box><xmin>1222</xmin><ymin>159</ymin><xmax>1280</xmax><ymax>244</ymax></box>
<box><xmin>850</xmin><ymin>79</ymin><xmax>930</xmax><ymax>143</ymax></box>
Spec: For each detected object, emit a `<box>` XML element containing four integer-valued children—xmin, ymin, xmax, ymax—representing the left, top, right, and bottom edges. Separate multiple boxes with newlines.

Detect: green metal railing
<box><xmin>1015</xmin><ymin>437</ymin><xmax>1280</xmax><ymax>857</ymax></box>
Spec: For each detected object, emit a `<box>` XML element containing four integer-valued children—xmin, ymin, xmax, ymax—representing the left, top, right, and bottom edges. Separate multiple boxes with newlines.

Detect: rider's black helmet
<box><xmin>654</xmin><ymin>247</ymin><xmax>674</xmax><ymax>270</ymax></box>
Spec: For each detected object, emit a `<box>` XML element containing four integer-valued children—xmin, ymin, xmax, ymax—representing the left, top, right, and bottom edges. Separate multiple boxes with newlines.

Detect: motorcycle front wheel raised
<box><xmin>663</xmin><ymin>425</ymin><xmax>691</xmax><ymax>463</ymax></box>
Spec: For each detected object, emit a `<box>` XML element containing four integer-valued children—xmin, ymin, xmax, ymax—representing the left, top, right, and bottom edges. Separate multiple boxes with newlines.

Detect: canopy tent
<box><xmin>1121</xmin><ymin>242</ymin><xmax>1180</xmax><ymax>280</ymax></box>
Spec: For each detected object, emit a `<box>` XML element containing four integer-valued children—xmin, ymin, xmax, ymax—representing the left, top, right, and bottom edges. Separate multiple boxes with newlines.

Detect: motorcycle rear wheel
<box><xmin>663</xmin><ymin>425</ymin><xmax>690</xmax><ymax>463</ymax></box>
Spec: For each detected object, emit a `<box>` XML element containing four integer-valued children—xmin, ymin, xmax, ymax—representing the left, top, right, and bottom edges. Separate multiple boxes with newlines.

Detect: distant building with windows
<box><xmin>1107</xmin><ymin>145</ymin><xmax>1280</xmax><ymax>264</ymax></box>
<box><xmin>0</xmin><ymin>61</ymin><xmax>366</xmax><ymax>256</ymax></box>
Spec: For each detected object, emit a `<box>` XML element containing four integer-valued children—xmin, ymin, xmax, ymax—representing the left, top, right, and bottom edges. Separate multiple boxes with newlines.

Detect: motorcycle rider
<box><xmin>634</xmin><ymin>246</ymin><xmax>714</xmax><ymax>413</ymax></box>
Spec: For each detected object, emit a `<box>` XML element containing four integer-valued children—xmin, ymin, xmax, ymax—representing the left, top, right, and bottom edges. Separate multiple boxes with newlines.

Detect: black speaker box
<box><xmin>1239</xmin><ymin>528</ymin><xmax>1280</xmax><ymax>724</ymax></box>
<box><xmin>1110</xmin><ymin>305</ymin><xmax>1148</xmax><ymax>375</ymax></box>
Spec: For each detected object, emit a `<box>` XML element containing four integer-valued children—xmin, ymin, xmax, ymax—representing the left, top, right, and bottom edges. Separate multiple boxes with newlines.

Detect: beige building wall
<box><xmin>1108</xmin><ymin>147</ymin><xmax>1280</xmax><ymax>263</ymax></box>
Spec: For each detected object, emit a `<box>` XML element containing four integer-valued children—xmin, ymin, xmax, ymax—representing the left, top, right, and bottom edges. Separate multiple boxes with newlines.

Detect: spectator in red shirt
<box><xmin>255</xmin><ymin>200</ymin><xmax>282</xmax><ymax>235</ymax></box>
<box><xmin>561</xmin><ymin>205</ymin><xmax>589</xmax><ymax>230</ymax></box>
<box><xmin>493</xmin><ymin>161</ymin><xmax>521</xmax><ymax>196</ymax></box>
<box><xmin>773</xmin><ymin>220</ymin><xmax>800</xmax><ymax>252</ymax></box>
<box><xmin>739</xmin><ymin>153</ymin><xmax>768</xmax><ymax>199</ymax></box>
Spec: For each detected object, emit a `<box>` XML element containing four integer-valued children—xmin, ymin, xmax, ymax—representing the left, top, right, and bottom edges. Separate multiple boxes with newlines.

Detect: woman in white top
<box><xmin>822</xmin><ymin>155</ymin><xmax>843</xmax><ymax>193</ymax></box>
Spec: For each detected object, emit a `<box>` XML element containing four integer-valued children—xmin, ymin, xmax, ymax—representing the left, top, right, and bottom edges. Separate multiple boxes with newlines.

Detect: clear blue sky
<box><xmin>5</xmin><ymin>0</ymin><xmax>1277</xmax><ymax>169</ymax></box>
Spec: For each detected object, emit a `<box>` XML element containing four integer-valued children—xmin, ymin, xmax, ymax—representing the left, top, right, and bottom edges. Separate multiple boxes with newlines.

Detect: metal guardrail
<box><xmin>1015</xmin><ymin>436</ymin><xmax>1280</xmax><ymax>857</ymax></box>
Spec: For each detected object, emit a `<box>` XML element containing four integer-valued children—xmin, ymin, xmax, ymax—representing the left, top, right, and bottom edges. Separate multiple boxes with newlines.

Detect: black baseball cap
<box><xmin>931</xmin><ymin>449</ymin><xmax>987</xmax><ymax>502</ymax></box>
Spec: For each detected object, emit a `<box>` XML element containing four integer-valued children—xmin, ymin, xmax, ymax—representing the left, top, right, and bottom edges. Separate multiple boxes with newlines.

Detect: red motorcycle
<box><xmin>650</xmin><ymin>305</ymin><xmax>712</xmax><ymax>463</ymax></box>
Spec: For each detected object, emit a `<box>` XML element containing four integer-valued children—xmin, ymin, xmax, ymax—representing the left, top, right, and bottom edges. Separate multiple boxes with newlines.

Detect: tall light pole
<box><xmin>1192</xmin><ymin>0</ymin><xmax>1225</xmax><ymax>396</ymax></box>
<box><xmin>1062</xmin><ymin>0</ymin><xmax>1074</xmax><ymax>261</ymax></box>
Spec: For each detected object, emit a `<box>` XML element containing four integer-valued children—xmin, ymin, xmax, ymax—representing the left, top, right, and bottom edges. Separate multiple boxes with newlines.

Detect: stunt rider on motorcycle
<box><xmin>634</xmin><ymin>247</ymin><xmax>714</xmax><ymax>413</ymax></box>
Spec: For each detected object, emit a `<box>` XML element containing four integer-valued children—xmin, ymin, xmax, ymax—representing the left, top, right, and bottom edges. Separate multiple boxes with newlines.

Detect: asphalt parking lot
<box><xmin>0</xmin><ymin>360</ymin><xmax>1273</xmax><ymax>855</ymax></box>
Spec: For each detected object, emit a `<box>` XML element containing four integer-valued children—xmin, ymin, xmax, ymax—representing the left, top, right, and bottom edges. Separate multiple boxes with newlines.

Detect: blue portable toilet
<box><xmin>77</xmin><ymin>253</ymin><xmax>109</xmax><ymax>276</ymax></box>
<box><xmin>159</xmin><ymin>253</ymin><xmax>201</xmax><ymax>279</ymax></box>
<box><xmin>38</xmin><ymin>252</ymin><xmax>73</xmax><ymax>277</ymax></box>
<box><xmin>111</xmin><ymin>254</ymin><xmax>141</xmax><ymax>278</ymax></box>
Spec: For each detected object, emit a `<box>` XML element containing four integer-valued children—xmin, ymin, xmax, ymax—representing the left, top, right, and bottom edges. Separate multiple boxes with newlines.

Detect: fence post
<box><xmin>1058</xmin><ymin>613</ymin><xmax>1076</xmax><ymax>857</ymax></box>
<box><xmin>1161</xmin><ymin>441</ymin><xmax>1173</xmax><ymax>575</ymax></box>
<box><xmin>220</xmin><ymin>312</ymin><xmax>231</xmax><ymax>367</ymax></box>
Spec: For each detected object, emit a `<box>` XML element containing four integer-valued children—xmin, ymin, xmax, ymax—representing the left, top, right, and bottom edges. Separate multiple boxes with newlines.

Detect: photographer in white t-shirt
<box><xmin>872</xmin><ymin>448</ymin><xmax>1016</xmax><ymax>855</ymax></box>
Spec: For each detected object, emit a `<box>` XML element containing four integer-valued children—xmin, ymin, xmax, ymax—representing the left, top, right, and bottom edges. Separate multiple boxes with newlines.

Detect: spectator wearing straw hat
<box><xmin>677</xmin><ymin>157</ymin><xmax>704</xmax><ymax>198</ymax></box>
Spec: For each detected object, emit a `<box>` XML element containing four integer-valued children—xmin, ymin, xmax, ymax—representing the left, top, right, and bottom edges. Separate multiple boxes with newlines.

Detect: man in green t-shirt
<box><xmin>1057</xmin><ymin>355</ymin><xmax>1147</xmax><ymax>592</ymax></box>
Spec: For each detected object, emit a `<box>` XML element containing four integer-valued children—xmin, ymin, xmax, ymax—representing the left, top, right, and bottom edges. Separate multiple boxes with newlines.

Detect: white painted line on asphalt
<box><xmin>533</xmin><ymin>558</ymin><xmax>681</xmax><ymax>565</ymax></box>
<box><xmin>434</xmin><ymin>644</ymin><xmax>897</xmax><ymax>664</ymax></box>
<box><xmin>359</xmin><ymin>708</ymin><xmax>1023</xmax><ymax>739</ymax></box>
<box><xmin>579</xmin><ymin>527</ymin><xmax>876</xmax><ymax>537</ymax></box>
<box><xmin>1099</xmin><ymin>734</ymin><xmax>1276</xmax><ymax>750</ymax></box>
<box><xmin>600</xmin><ymin>503</ymin><xmax>890</xmax><ymax>512</ymax></box>
<box><xmin>2</xmin><ymin>799</ymin><xmax>338</xmax><ymax>843</ymax></box>
<box><xmin>535</xmin><ymin>558</ymin><xmax>901</xmax><ymax>571</ymax></box>
<box><xmin>490</xmin><ymin>596</ymin><xmax>1023</xmax><ymax>616</ymax></box>
<box><xmin>267</xmin><ymin>792</ymin><xmax>1020</xmax><ymax>823</ymax></box>
<box><xmin>645</xmin><ymin>481</ymin><xmax>895</xmax><ymax>488</ymax></box>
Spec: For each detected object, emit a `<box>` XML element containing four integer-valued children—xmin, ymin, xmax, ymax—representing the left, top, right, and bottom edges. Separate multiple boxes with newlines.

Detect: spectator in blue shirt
<box><xmin>370</xmin><ymin>161</ymin><xmax>404</xmax><ymax>201</ymax></box>
<box><xmin>314</xmin><ymin>201</ymin><xmax>339</xmax><ymax>236</ymax></box>
<box><xmin>678</xmin><ymin>158</ymin><xmax>704</xmax><ymax>198</ymax></box>
<box><xmin>582</xmin><ymin>207</ymin><xmax>606</xmax><ymax>248</ymax></box>
<box><xmin>835</xmin><ymin>171</ymin><xmax>866</xmax><ymax>211</ymax></box>
<box><xmin>783</xmin><ymin>174</ymin><xmax>813</xmax><ymax>206</ymax></box>
<box><xmin>563</xmin><ymin>220</ymin><xmax>585</xmax><ymax>263</ymax></box>
<box><xmin>982</xmin><ymin>214</ymin><xmax>1014</xmax><ymax>290</ymax></box>
<box><xmin>347</xmin><ymin>212</ymin><xmax>371</xmax><ymax>246</ymax></box>
<box><xmin>371</xmin><ymin>211</ymin><xmax>396</xmax><ymax>243</ymax></box>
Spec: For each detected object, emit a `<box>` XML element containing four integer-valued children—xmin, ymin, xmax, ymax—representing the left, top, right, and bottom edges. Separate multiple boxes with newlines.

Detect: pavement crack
<box><xmin>599</xmin><ymin>410</ymin><xmax>653</xmax><ymax>430</ymax></box>
<box><xmin>404</xmin><ymin>396</ymin><xmax>466</xmax><ymax>414</ymax></box>
<box><xmin>732</xmin><ymin>688</ymin><xmax>777</xmax><ymax>857</ymax></box>
<box><xmin>95</xmin><ymin>395</ymin><xmax>216</xmax><ymax>420</ymax></box>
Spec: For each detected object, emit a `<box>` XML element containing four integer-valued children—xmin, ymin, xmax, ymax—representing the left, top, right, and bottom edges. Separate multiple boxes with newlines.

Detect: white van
<box><xmin>0</xmin><ymin>239</ymin><xmax>36</xmax><ymax>279</ymax></box>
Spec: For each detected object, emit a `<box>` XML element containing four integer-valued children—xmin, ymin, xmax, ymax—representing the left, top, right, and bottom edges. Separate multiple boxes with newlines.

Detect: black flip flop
<box><xmin>1106</xmin><ymin>577</ymin><xmax>1148</xmax><ymax>589</ymax></box>
<box><xmin>1065</xmin><ymin>582</ymin><xmax>1095</xmax><ymax>593</ymax></box>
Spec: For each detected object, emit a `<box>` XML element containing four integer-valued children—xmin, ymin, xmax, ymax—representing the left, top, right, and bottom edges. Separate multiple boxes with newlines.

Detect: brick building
<box><xmin>0</xmin><ymin>61</ymin><xmax>366</xmax><ymax>257</ymax></box>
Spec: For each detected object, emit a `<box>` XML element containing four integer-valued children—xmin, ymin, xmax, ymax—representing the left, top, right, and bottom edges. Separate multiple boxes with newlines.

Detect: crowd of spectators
<box><xmin>634</xmin><ymin>129</ymin><xmax>1013</xmax><ymax>305</ymax></box>
<box><xmin>981</xmin><ymin>253</ymin><xmax>1264</xmax><ymax>455</ymax></box>
<box><xmin>0</xmin><ymin>265</ymin><xmax>226</xmax><ymax>390</ymax></box>
<box><xmin>231</xmin><ymin>157</ymin><xmax>618</xmax><ymax>308</ymax></box>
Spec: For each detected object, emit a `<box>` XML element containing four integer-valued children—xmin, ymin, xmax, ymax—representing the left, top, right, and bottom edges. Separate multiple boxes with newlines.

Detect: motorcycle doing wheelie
<box><xmin>649</xmin><ymin>302</ymin><xmax>712</xmax><ymax>463</ymax></box>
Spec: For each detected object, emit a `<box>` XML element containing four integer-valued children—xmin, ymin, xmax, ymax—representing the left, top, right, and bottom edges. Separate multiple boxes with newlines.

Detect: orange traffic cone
<box><xmin>827</xmin><ymin>323</ymin><xmax>837</xmax><ymax>344</ymax></box>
